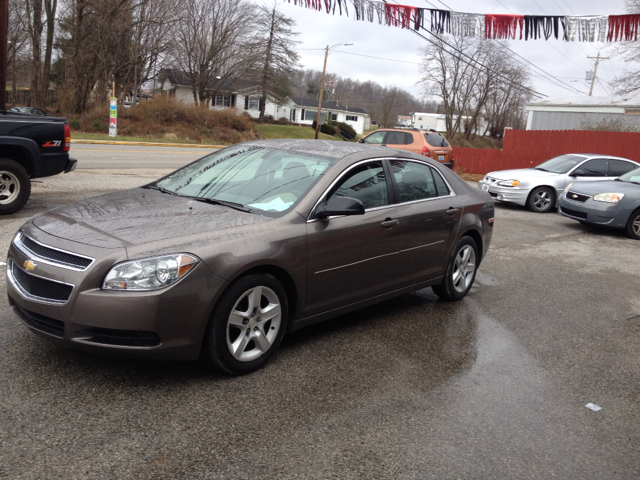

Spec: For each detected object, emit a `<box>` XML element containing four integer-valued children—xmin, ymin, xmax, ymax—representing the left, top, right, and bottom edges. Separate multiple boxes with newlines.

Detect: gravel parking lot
<box><xmin>1</xmin><ymin>153</ymin><xmax>639</xmax><ymax>479</ymax></box>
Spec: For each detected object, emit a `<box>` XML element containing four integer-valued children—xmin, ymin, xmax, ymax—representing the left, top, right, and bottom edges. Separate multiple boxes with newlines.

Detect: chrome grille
<box><xmin>565</xmin><ymin>191</ymin><xmax>590</xmax><ymax>203</ymax></box>
<box><xmin>8</xmin><ymin>259</ymin><xmax>74</xmax><ymax>304</ymax></box>
<box><xmin>14</xmin><ymin>233</ymin><xmax>93</xmax><ymax>270</ymax></box>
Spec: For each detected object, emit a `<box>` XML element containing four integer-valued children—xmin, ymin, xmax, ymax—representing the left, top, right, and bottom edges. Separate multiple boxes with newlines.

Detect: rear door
<box><xmin>609</xmin><ymin>159</ymin><xmax>638</xmax><ymax>177</ymax></box>
<box><xmin>388</xmin><ymin>159</ymin><xmax>463</xmax><ymax>282</ymax></box>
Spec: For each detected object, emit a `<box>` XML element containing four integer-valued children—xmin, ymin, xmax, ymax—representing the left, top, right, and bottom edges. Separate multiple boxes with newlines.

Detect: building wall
<box><xmin>526</xmin><ymin>110</ymin><xmax>640</xmax><ymax>131</ymax></box>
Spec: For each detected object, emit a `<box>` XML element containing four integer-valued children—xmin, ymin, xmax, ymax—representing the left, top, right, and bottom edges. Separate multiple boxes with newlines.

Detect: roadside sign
<box><xmin>109</xmin><ymin>97</ymin><xmax>117</xmax><ymax>137</ymax></box>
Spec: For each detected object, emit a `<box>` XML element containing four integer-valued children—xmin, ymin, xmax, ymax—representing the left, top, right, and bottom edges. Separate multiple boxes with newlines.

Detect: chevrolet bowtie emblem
<box><xmin>572</xmin><ymin>194</ymin><xmax>578</xmax><ymax>199</ymax></box>
<box><xmin>23</xmin><ymin>260</ymin><xmax>37</xmax><ymax>271</ymax></box>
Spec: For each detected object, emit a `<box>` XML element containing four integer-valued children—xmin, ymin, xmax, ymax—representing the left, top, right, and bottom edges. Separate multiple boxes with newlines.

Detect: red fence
<box><xmin>453</xmin><ymin>130</ymin><xmax>640</xmax><ymax>175</ymax></box>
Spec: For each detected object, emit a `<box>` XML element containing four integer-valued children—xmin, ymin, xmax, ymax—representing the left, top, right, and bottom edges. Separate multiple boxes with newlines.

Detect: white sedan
<box><xmin>477</xmin><ymin>154</ymin><xmax>640</xmax><ymax>213</ymax></box>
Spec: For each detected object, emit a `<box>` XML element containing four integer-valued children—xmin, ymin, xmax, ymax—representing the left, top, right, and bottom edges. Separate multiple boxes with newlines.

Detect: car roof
<box><xmin>571</xmin><ymin>154</ymin><xmax>640</xmax><ymax>162</ymax></box>
<box><xmin>242</xmin><ymin>139</ymin><xmax>393</xmax><ymax>159</ymax></box>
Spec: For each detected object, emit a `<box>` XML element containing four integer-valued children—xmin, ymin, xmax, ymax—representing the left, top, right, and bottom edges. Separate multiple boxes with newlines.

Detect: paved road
<box><xmin>71</xmin><ymin>143</ymin><xmax>211</xmax><ymax>169</ymax></box>
<box><xmin>1</xmin><ymin>151</ymin><xmax>639</xmax><ymax>479</ymax></box>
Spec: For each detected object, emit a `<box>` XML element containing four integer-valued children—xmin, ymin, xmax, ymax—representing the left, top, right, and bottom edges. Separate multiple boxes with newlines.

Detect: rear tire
<box><xmin>432</xmin><ymin>236</ymin><xmax>478</xmax><ymax>301</ymax></box>
<box><xmin>203</xmin><ymin>273</ymin><xmax>288</xmax><ymax>375</ymax></box>
<box><xmin>0</xmin><ymin>158</ymin><xmax>31</xmax><ymax>215</ymax></box>
<box><xmin>527</xmin><ymin>186</ymin><xmax>555</xmax><ymax>213</ymax></box>
<box><xmin>625</xmin><ymin>209</ymin><xmax>640</xmax><ymax>240</ymax></box>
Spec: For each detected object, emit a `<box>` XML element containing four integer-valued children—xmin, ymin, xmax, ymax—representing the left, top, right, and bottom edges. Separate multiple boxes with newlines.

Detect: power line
<box><xmin>333</xmin><ymin>50</ymin><xmax>421</xmax><ymax>65</ymax></box>
<box><xmin>423</xmin><ymin>0</ymin><xmax>586</xmax><ymax>95</ymax></box>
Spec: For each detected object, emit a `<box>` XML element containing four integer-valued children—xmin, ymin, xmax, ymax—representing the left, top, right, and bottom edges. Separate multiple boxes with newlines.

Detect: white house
<box><xmin>158</xmin><ymin>69</ymin><xmax>280</xmax><ymax>119</ymax></box>
<box><xmin>277</xmin><ymin>97</ymin><xmax>370</xmax><ymax>135</ymax></box>
<box><xmin>157</xmin><ymin>70</ymin><xmax>371</xmax><ymax>133</ymax></box>
<box><xmin>397</xmin><ymin>115</ymin><xmax>412</xmax><ymax>127</ymax></box>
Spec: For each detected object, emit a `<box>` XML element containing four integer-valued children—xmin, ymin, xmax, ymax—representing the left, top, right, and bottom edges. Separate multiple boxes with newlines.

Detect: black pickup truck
<box><xmin>0</xmin><ymin>111</ymin><xmax>77</xmax><ymax>214</ymax></box>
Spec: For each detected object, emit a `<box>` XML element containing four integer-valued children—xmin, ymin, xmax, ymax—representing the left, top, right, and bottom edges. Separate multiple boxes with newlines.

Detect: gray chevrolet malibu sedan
<box><xmin>6</xmin><ymin>140</ymin><xmax>494</xmax><ymax>375</ymax></box>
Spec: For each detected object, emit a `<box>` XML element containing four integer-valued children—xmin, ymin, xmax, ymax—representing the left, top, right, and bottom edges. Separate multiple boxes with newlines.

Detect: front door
<box><xmin>567</xmin><ymin>158</ymin><xmax>609</xmax><ymax>187</ymax></box>
<box><xmin>306</xmin><ymin>161</ymin><xmax>403</xmax><ymax>317</ymax></box>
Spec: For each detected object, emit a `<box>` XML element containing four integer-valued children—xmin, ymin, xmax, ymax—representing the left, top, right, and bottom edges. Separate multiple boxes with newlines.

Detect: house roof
<box><xmin>288</xmin><ymin>97</ymin><xmax>368</xmax><ymax>115</ymax></box>
<box><xmin>527</xmin><ymin>95</ymin><xmax>640</xmax><ymax>108</ymax></box>
<box><xmin>159</xmin><ymin>68</ymin><xmax>257</xmax><ymax>92</ymax></box>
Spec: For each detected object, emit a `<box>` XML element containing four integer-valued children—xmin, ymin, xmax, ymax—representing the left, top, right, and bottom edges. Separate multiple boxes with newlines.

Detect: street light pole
<box><xmin>0</xmin><ymin>0</ymin><xmax>8</xmax><ymax>111</ymax></box>
<box><xmin>314</xmin><ymin>43</ymin><xmax>352</xmax><ymax>140</ymax></box>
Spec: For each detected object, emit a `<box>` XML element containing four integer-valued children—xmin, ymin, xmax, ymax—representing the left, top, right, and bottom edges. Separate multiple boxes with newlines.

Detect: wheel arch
<box><xmin>216</xmin><ymin>264</ymin><xmax>299</xmax><ymax>330</ymax></box>
<box><xmin>0</xmin><ymin>145</ymin><xmax>35</xmax><ymax>176</ymax></box>
<box><xmin>526</xmin><ymin>184</ymin><xmax>557</xmax><ymax>206</ymax></box>
<box><xmin>459</xmin><ymin>228</ymin><xmax>483</xmax><ymax>265</ymax></box>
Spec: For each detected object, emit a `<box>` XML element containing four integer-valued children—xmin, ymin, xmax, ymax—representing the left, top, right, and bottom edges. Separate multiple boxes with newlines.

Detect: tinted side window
<box><xmin>390</xmin><ymin>160</ymin><xmax>438</xmax><ymax>202</ymax></box>
<box><xmin>576</xmin><ymin>159</ymin><xmax>607</xmax><ymax>177</ymax></box>
<box><xmin>384</xmin><ymin>131</ymin><xmax>408</xmax><ymax>145</ymax></box>
<box><xmin>404</xmin><ymin>133</ymin><xmax>415</xmax><ymax>145</ymax></box>
<box><xmin>362</xmin><ymin>131</ymin><xmax>386</xmax><ymax>144</ymax></box>
<box><xmin>329</xmin><ymin>162</ymin><xmax>389</xmax><ymax>209</ymax></box>
<box><xmin>609</xmin><ymin>160</ymin><xmax>637</xmax><ymax>176</ymax></box>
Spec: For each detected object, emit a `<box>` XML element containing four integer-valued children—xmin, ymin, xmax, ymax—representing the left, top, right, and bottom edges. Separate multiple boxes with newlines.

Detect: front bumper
<box><xmin>558</xmin><ymin>193</ymin><xmax>627</xmax><ymax>228</ymax></box>
<box><xmin>477</xmin><ymin>180</ymin><xmax>529</xmax><ymax>206</ymax></box>
<box><xmin>6</xmin><ymin>228</ymin><xmax>228</xmax><ymax>361</ymax></box>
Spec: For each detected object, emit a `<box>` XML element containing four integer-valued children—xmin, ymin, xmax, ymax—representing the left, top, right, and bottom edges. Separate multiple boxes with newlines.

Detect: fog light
<box><xmin>497</xmin><ymin>194</ymin><xmax>504</xmax><ymax>200</ymax></box>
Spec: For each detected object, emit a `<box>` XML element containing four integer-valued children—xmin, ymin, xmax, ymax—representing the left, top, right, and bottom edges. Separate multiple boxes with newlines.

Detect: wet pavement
<box><xmin>0</xmin><ymin>158</ymin><xmax>639</xmax><ymax>479</ymax></box>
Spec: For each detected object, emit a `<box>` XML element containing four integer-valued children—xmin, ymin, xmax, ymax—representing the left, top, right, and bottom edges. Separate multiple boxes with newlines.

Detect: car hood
<box><xmin>568</xmin><ymin>180</ymin><xmax>640</xmax><ymax>195</ymax></box>
<box><xmin>32</xmin><ymin>188</ymin><xmax>272</xmax><ymax>249</ymax></box>
<box><xmin>486</xmin><ymin>168</ymin><xmax>561</xmax><ymax>180</ymax></box>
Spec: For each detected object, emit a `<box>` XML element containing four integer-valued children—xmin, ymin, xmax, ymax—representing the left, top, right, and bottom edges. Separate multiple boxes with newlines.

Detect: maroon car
<box><xmin>6</xmin><ymin>140</ymin><xmax>494</xmax><ymax>375</ymax></box>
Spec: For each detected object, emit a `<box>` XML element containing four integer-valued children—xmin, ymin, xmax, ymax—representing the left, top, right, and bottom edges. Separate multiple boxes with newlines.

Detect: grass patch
<box><xmin>255</xmin><ymin>124</ymin><xmax>340</xmax><ymax>141</ymax></box>
<box><xmin>71</xmin><ymin>132</ymin><xmax>217</xmax><ymax>144</ymax></box>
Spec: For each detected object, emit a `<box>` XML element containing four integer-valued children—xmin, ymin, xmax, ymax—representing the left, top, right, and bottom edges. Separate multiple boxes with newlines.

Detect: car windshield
<box><xmin>617</xmin><ymin>167</ymin><xmax>640</xmax><ymax>184</ymax></box>
<box><xmin>424</xmin><ymin>133</ymin><xmax>449</xmax><ymax>147</ymax></box>
<box><xmin>154</xmin><ymin>145</ymin><xmax>334</xmax><ymax>217</ymax></box>
<box><xmin>535</xmin><ymin>154</ymin><xmax>586</xmax><ymax>173</ymax></box>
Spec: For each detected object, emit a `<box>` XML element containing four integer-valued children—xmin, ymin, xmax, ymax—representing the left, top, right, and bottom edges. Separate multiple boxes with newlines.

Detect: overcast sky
<box><xmin>261</xmin><ymin>0</ymin><xmax>632</xmax><ymax>103</ymax></box>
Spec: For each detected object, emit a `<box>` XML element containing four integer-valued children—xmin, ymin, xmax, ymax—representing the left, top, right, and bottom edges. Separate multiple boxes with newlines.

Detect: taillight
<box><xmin>422</xmin><ymin>146</ymin><xmax>430</xmax><ymax>156</ymax></box>
<box><xmin>63</xmin><ymin>123</ymin><xmax>71</xmax><ymax>152</ymax></box>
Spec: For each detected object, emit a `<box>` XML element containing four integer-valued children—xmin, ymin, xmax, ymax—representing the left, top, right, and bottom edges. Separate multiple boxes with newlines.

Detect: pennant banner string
<box><xmin>285</xmin><ymin>0</ymin><xmax>640</xmax><ymax>42</ymax></box>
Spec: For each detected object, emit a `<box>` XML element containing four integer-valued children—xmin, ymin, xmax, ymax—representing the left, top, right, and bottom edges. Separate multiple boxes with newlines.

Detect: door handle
<box><xmin>446</xmin><ymin>208</ymin><xmax>459</xmax><ymax>216</ymax></box>
<box><xmin>381</xmin><ymin>218</ymin><xmax>399</xmax><ymax>228</ymax></box>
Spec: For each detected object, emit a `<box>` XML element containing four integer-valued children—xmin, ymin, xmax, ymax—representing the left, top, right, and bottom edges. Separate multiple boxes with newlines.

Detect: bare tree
<box><xmin>170</xmin><ymin>0</ymin><xmax>256</xmax><ymax>107</ymax></box>
<box><xmin>378</xmin><ymin>87</ymin><xmax>399</xmax><ymax>127</ymax></box>
<box><xmin>250</xmin><ymin>3</ymin><xmax>300</xmax><ymax>122</ymax></box>
<box><xmin>7</xmin><ymin>0</ymin><xmax>30</xmax><ymax>104</ymax></box>
<box><xmin>24</xmin><ymin>0</ymin><xmax>57</xmax><ymax>107</ymax></box>
<box><xmin>611</xmin><ymin>0</ymin><xmax>640</xmax><ymax>95</ymax></box>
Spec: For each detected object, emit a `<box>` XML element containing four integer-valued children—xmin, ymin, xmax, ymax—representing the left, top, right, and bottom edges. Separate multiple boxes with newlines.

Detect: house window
<box><xmin>248</xmin><ymin>97</ymin><xmax>259</xmax><ymax>110</ymax></box>
<box><xmin>214</xmin><ymin>95</ymin><xmax>223</xmax><ymax>106</ymax></box>
<box><xmin>244</xmin><ymin>96</ymin><xmax>249</xmax><ymax>110</ymax></box>
<box><xmin>224</xmin><ymin>95</ymin><xmax>231</xmax><ymax>107</ymax></box>
<box><xmin>330</xmin><ymin>113</ymin><xmax>338</xmax><ymax>121</ymax></box>
<box><xmin>346</xmin><ymin>115</ymin><xmax>358</xmax><ymax>122</ymax></box>
<box><xmin>290</xmin><ymin>109</ymin><xmax>296</xmax><ymax>122</ymax></box>
<box><xmin>304</xmin><ymin>110</ymin><xmax>327</xmax><ymax>122</ymax></box>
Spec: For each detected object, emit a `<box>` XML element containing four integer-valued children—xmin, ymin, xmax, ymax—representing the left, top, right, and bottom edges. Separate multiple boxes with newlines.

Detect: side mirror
<box><xmin>315</xmin><ymin>196</ymin><xmax>365</xmax><ymax>219</ymax></box>
<box><xmin>570</xmin><ymin>169</ymin><xmax>585</xmax><ymax>177</ymax></box>
<box><xmin>358</xmin><ymin>138</ymin><xmax>364</xmax><ymax>143</ymax></box>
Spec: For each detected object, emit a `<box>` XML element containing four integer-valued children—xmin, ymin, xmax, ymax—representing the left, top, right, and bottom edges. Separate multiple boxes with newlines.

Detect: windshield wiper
<box><xmin>534</xmin><ymin>167</ymin><xmax>549</xmax><ymax>172</ymax></box>
<box><xmin>189</xmin><ymin>197</ymin><xmax>251</xmax><ymax>213</ymax></box>
<box><xmin>144</xmin><ymin>185</ymin><xmax>181</xmax><ymax>196</ymax></box>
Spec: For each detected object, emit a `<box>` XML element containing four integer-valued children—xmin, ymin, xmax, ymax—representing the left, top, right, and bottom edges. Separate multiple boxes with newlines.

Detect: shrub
<box><xmin>69</xmin><ymin>117</ymin><xmax>81</xmax><ymax>130</ymax></box>
<box><xmin>277</xmin><ymin>117</ymin><xmax>289</xmax><ymax>125</ymax></box>
<box><xmin>334</xmin><ymin>121</ymin><xmax>357</xmax><ymax>140</ymax></box>
<box><xmin>311</xmin><ymin>120</ymin><xmax>336</xmax><ymax>136</ymax></box>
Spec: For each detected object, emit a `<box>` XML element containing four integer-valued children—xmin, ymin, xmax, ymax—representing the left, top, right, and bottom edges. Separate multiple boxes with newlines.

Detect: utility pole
<box><xmin>315</xmin><ymin>46</ymin><xmax>329</xmax><ymax>140</ymax></box>
<box><xmin>587</xmin><ymin>52</ymin><xmax>609</xmax><ymax>97</ymax></box>
<box><xmin>0</xmin><ymin>0</ymin><xmax>8</xmax><ymax>111</ymax></box>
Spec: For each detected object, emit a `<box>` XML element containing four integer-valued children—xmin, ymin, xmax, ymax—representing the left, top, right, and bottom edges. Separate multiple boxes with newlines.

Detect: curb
<box><xmin>71</xmin><ymin>139</ymin><xmax>227</xmax><ymax>149</ymax></box>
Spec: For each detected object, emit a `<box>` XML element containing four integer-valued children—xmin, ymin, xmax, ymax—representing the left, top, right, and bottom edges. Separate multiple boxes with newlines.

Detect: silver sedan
<box><xmin>478</xmin><ymin>154</ymin><xmax>640</xmax><ymax>213</ymax></box>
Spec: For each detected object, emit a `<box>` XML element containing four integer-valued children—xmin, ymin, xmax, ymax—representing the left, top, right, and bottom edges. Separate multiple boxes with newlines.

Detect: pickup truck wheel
<box><xmin>0</xmin><ymin>158</ymin><xmax>31</xmax><ymax>215</ymax></box>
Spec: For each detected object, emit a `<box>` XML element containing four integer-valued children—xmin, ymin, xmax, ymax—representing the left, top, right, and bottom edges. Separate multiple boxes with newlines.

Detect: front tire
<box><xmin>203</xmin><ymin>273</ymin><xmax>288</xmax><ymax>375</ymax></box>
<box><xmin>432</xmin><ymin>236</ymin><xmax>478</xmax><ymax>301</ymax></box>
<box><xmin>527</xmin><ymin>186</ymin><xmax>555</xmax><ymax>213</ymax></box>
<box><xmin>626</xmin><ymin>209</ymin><xmax>640</xmax><ymax>240</ymax></box>
<box><xmin>0</xmin><ymin>158</ymin><xmax>31</xmax><ymax>215</ymax></box>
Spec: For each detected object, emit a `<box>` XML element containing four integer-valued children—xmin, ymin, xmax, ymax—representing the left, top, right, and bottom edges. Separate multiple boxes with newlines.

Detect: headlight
<box><xmin>564</xmin><ymin>183</ymin><xmax>574</xmax><ymax>193</ymax></box>
<box><xmin>497</xmin><ymin>179</ymin><xmax>520</xmax><ymax>187</ymax></box>
<box><xmin>593</xmin><ymin>193</ymin><xmax>625</xmax><ymax>204</ymax></box>
<box><xmin>102</xmin><ymin>254</ymin><xmax>199</xmax><ymax>291</ymax></box>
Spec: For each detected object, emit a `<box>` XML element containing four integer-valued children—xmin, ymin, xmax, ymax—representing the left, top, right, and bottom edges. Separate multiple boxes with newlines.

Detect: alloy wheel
<box><xmin>226</xmin><ymin>286</ymin><xmax>282</xmax><ymax>362</ymax></box>
<box><xmin>452</xmin><ymin>245</ymin><xmax>476</xmax><ymax>293</ymax></box>
<box><xmin>532</xmin><ymin>190</ymin><xmax>551</xmax><ymax>211</ymax></box>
